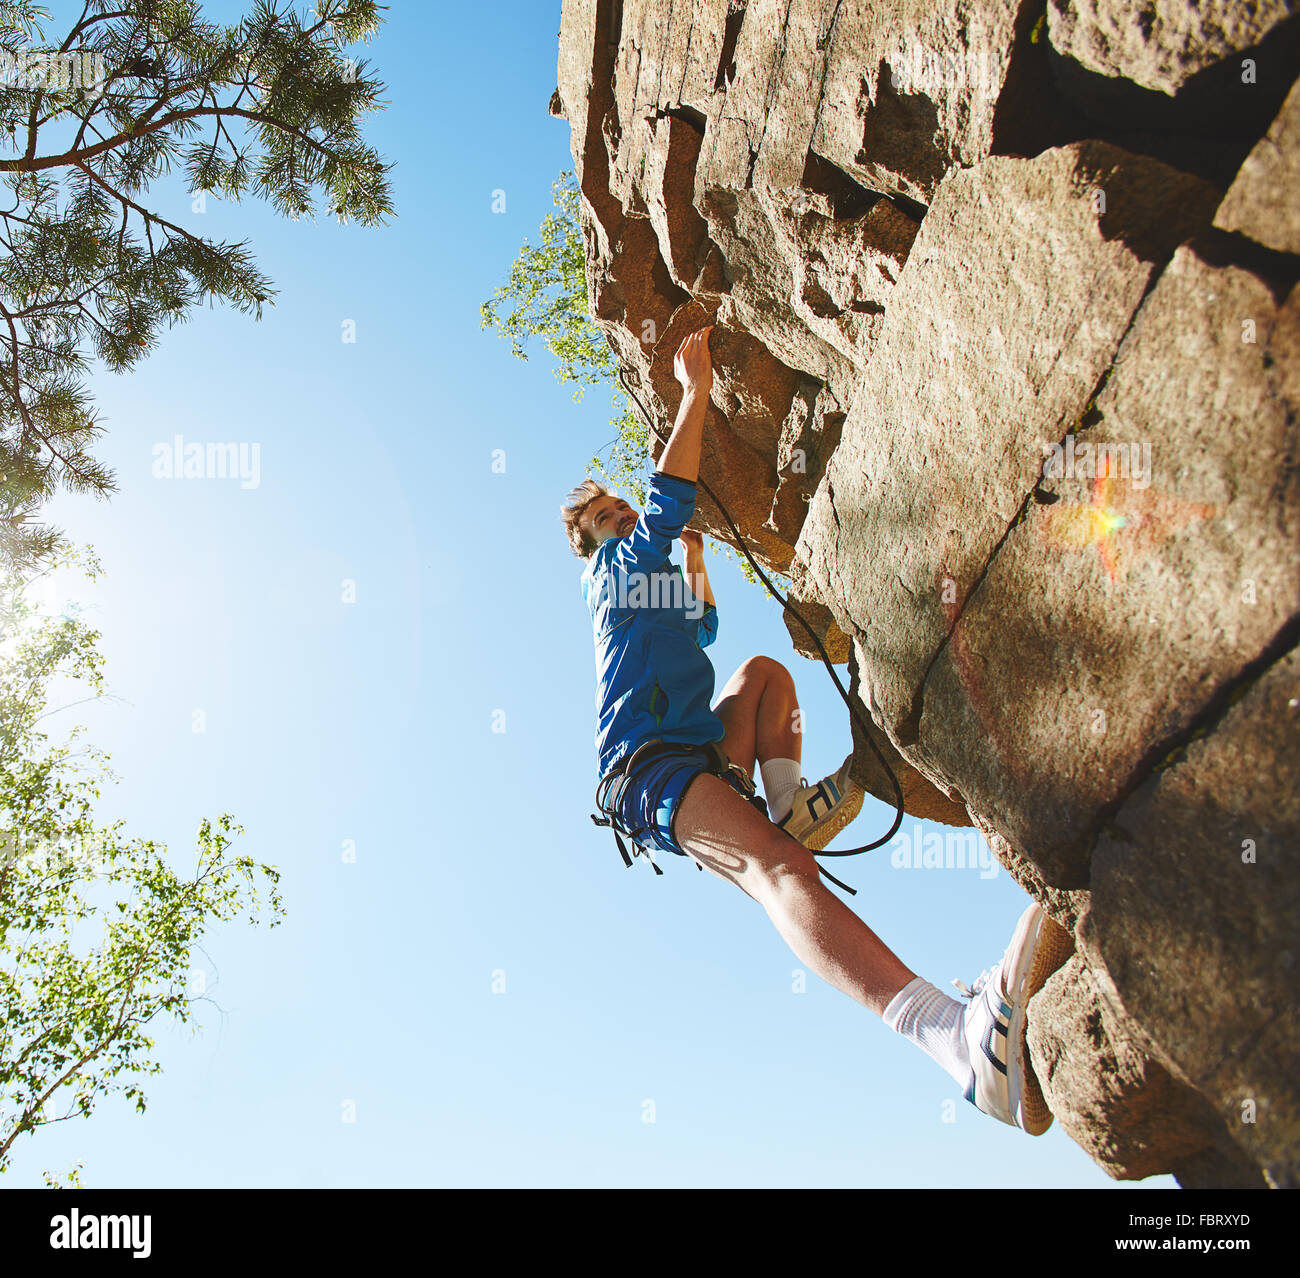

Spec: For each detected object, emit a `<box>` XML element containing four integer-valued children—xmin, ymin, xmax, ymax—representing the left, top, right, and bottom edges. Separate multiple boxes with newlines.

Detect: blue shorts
<box><xmin>613</xmin><ymin>743</ymin><xmax>770</xmax><ymax>860</ymax></box>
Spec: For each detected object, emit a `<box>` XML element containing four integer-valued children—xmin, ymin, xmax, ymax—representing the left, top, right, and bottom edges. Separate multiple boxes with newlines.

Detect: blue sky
<box><xmin>6</xmin><ymin>1</ymin><xmax>1172</xmax><ymax>1188</ymax></box>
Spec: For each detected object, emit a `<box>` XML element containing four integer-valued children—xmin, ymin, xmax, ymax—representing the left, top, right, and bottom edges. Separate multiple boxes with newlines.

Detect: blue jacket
<box><xmin>581</xmin><ymin>470</ymin><xmax>725</xmax><ymax>781</ymax></box>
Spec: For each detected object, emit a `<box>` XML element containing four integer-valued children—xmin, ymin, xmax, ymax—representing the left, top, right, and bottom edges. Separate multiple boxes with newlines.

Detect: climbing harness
<box><xmin>602</xmin><ymin>364</ymin><xmax>907</xmax><ymax>886</ymax></box>
<box><xmin>589</xmin><ymin>736</ymin><xmax>860</xmax><ymax>895</ymax></box>
<box><xmin>590</xmin><ymin>737</ymin><xmax>757</xmax><ymax>874</ymax></box>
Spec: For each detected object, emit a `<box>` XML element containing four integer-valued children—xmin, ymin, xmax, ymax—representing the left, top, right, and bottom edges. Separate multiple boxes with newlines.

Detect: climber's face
<box><xmin>582</xmin><ymin>494</ymin><xmax>638</xmax><ymax>550</ymax></box>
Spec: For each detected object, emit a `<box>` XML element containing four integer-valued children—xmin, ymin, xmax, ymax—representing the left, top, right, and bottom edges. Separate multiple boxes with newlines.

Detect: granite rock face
<box><xmin>1045</xmin><ymin>0</ymin><xmax>1297</xmax><ymax>96</ymax></box>
<box><xmin>557</xmin><ymin>0</ymin><xmax>1299</xmax><ymax>1185</ymax></box>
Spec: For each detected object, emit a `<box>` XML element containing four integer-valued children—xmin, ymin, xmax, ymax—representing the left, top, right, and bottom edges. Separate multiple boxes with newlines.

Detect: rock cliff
<box><xmin>555</xmin><ymin>0</ymin><xmax>1299</xmax><ymax>1186</ymax></box>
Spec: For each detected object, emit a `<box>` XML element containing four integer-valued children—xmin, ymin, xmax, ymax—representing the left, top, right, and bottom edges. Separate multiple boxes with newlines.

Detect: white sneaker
<box><xmin>775</xmin><ymin>753</ymin><xmax>864</xmax><ymax>851</ymax></box>
<box><xmin>953</xmin><ymin>902</ymin><xmax>1072</xmax><ymax>1136</ymax></box>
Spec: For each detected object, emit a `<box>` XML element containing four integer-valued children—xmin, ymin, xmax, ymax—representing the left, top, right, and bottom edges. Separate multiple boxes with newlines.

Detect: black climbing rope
<box><xmin>616</xmin><ymin>364</ymin><xmax>906</xmax><ymax>858</ymax></box>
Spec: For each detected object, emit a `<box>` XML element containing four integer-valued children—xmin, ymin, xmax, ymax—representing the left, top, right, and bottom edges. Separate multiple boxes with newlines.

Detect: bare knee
<box><xmin>718</xmin><ymin>813</ymin><xmax>821</xmax><ymax>897</ymax></box>
<box><xmin>738</xmin><ymin>654</ymin><xmax>793</xmax><ymax>691</ymax></box>
<box><xmin>742</xmin><ymin>832</ymin><xmax>821</xmax><ymax>897</ymax></box>
<box><xmin>691</xmin><ymin>834</ymin><xmax>817</xmax><ymax>903</ymax></box>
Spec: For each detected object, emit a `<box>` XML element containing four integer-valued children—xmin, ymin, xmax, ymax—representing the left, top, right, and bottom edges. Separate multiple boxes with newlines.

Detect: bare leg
<box><xmin>713</xmin><ymin>656</ymin><xmax>801</xmax><ymax>781</ymax></box>
<box><xmin>674</xmin><ymin>771</ymin><xmax>917</xmax><ymax>1017</ymax></box>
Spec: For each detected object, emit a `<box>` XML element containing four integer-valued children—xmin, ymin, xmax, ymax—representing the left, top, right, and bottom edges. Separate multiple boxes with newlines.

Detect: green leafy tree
<box><xmin>0</xmin><ymin>547</ymin><xmax>284</xmax><ymax>1182</ymax></box>
<box><xmin>480</xmin><ymin>171</ymin><xmax>647</xmax><ymax>500</ymax></box>
<box><xmin>481</xmin><ymin>170</ymin><xmax>789</xmax><ymax>592</ymax></box>
<box><xmin>0</xmin><ymin>0</ymin><xmax>394</xmax><ymax>577</ymax></box>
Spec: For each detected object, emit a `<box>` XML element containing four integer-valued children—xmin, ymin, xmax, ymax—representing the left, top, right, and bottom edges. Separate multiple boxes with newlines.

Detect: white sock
<box><xmin>882</xmin><ymin>976</ymin><xmax>974</xmax><ymax>1090</ymax></box>
<box><xmin>759</xmin><ymin>757</ymin><xmax>803</xmax><ymax>823</ymax></box>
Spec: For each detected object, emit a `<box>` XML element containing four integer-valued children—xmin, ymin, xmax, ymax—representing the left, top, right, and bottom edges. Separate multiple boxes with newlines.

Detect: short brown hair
<box><xmin>560</xmin><ymin>477</ymin><xmax>612</xmax><ymax>559</ymax></box>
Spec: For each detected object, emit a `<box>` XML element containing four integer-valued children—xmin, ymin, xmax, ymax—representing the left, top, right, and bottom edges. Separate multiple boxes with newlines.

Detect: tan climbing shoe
<box><xmin>775</xmin><ymin>753</ymin><xmax>864</xmax><ymax>851</ymax></box>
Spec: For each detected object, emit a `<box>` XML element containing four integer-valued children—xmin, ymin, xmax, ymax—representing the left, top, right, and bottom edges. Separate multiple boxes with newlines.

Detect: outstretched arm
<box><xmin>656</xmin><ymin>327</ymin><xmax>714</xmax><ymax>484</ymax></box>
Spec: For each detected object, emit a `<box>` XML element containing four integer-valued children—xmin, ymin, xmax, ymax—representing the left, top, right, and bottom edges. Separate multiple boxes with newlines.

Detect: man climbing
<box><xmin>561</xmin><ymin>325</ymin><xmax>1071</xmax><ymax>1135</ymax></box>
